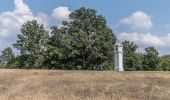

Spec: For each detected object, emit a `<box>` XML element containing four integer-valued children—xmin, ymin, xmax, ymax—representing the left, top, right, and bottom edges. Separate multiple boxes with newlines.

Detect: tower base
<box><xmin>114</xmin><ymin>67</ymin><xmax>124</xmax><ymax>71</ymax></box>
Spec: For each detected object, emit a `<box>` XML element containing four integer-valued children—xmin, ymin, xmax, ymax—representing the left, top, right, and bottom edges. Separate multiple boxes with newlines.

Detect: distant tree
<box><xmin>0</xmin><ymin>47</ymin><xmax>14</xmax><ymax>67</ymax></box>
<box><xmin>122</xmin><ymin>41</ymin><xmax>142</xmax><ymax>71</ymax></box>
<box><xmin>6</xmin><ymin>56</ymin><xmax>19</xmax><ymax>69</ymax></box>
<box><xmin>44</xmin><ymin>7</ymin><xmax>116</xmax><ymax>70</ymax></box>
<box><xmin>159</xmin><ymin>55</ymin><xmax>170</xmax><ymax>71</ymax></box>
<box><xmin>13</xmin><ymin>20</ymin><xmax>49</xmax><ymax>68</ymax></box>
<box><xmin>142</xmin><ymin>47</ymin><xmax>159</xmax><ymax>71</ymax></box>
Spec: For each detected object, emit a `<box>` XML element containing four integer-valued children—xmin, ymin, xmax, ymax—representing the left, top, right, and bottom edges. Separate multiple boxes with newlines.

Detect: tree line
<box><xmin>0</xmin><ymin>7</ymin><xmax>169</xmax><ymax>71</ymax></box>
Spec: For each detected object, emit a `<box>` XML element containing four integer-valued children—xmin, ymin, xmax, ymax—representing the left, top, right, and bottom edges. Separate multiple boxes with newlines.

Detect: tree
<box><xmin>122</xmin><ymin>41</ymin><xmax>142</xmax><ymax>71</ymax></box>
<box><xmin>45</xmin><ymin>7</ymin><xmax>116</xmax><ymax>70</ymax></box>
<box><xmin>142</xmin><ymin>47</ymin><xmax>159</xmax><ymax>71</ymax></box>
<box><xmin>13</xmin><ymin>20</ymin><xmax>49</xmax><ymax>68</ymax></box>
<box><xmin>0</xmin><ymin>47</ymin><xmax>14</xmax><ymax>67</ymax></box>
<box><xmin>159</xmin><ymin>55</ymin><xmax>170</xmax><ymax>71</ymax></box>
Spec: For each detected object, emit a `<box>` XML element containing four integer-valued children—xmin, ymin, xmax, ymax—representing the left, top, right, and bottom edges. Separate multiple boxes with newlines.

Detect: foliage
<box><xmin>159</xmin><ymin>55</ymin><xmax>170</xmax><ymax>71</ymax></box>
<box><xmin>142</xmin><ymin>47</ymin><xmax>160</xmax><ymax>71</ymax></box>
<box><xmin>13</xmin><ymin>20</ymin><xmax>49</xmax><ymax>68</ymax></box>
<box><xmin>0</xmin><ymin>47</ymin><xmax>14</xmax><ymax>67</ymax></box>
<box><xmin>6</xmin><ymin>56</ymin><xmax>20</xmax><ymax>69</ymax></box>
<box><xmin>44</xmin><ymin>7</ymin><xmax>116</xmax><ymax>70</ymax></box>
<box><xmin>43</xmin><ymin>26</ymin><xmax>73</xmax><ymax>69</ymax></box>
<box><xmin>122</xmin><ymin>41</ymin><xmax>142</xmax><ymax>71</ymax></box>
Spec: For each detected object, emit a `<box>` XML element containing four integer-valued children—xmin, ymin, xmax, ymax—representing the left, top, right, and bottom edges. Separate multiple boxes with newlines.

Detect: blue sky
<box><xmin>1</xmin><ymin>0</ymin><xmax>170</xmax><ymax>55</ymax></box>
<box><xmin>1</xmin><ymin>0</ymin><xmax>169</xmax><ymax>27</ymax></box>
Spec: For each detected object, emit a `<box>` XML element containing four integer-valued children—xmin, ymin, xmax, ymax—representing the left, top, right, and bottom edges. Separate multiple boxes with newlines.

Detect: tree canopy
<box><xmin>142</xmin><ymin>47</ymin><xmax>160</xmax><ymax>71</ymax></box>
<box><xmin>0</xmin><ymin>47</ymin><xmax>14</xmax><ymax>67</ymax></box>
<box><xmin>122</xmin><ymin>41</ymin><xmax>142</xmax><ymax>71</ymax></box>
<box><xmin>44</xmin><ymin>7</ymin><xmax>116</xmax><ymax>70</ymax></box>
<box><xmin>13</xmin><ymin>20</ymin><xmax>49</xmax><ymax>68</ymax></box>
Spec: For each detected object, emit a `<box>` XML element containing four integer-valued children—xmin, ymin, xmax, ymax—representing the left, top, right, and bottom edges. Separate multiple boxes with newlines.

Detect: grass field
<box><xmin>0</xmin><ymin>70</ymin><xmax>170</xmax><ymax>100</ymax></box>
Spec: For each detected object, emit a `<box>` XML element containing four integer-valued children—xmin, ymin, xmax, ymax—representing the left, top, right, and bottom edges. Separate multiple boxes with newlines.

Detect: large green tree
<box><xmin>142</xmin><ymin>47</ymin><xmax>160</xmax><ymax>71</ymax></box>
<box><xmin>122</xmin><ymin>41</ymin><xmax>142</xmax><ymax>71</ymax></box>
<box><xmin>13</xmin><ymin>20</ymin><xmax>49</xmax><ymax>68</ymax></box>
<box><xmin>45</xmin><ymin>7</ymin><xmax>116</xmax><ymax>70</ymax></box>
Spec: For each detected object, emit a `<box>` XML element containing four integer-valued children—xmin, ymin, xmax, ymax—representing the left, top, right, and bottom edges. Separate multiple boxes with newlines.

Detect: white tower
<box><xmin>114</xmin><ymin>41</ymin><xmax>124</xmax><ymax>71</ymax></box>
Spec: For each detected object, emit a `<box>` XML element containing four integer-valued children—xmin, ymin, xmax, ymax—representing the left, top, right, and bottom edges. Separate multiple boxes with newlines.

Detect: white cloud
<box><xmin>118</xmin><ymin>11</ymin><xmax>170</xmax><ymax>55</ymax></box>
<box><xmin>0</xmin><ymin>0</ymin><xmax>34</xmax><ymax>38</ymax></box>
<box><xmin>118</xmin><ymin>32</ymin><xmax>170</xmax><ymax>55</ymax></box>
<box><xmin>121</xmin><ymin>11</ymin><xmax>153</xmax><ymax>31</ymax></box>
<box><xmin>14</xmin><ymin>0</ymin><xmax>31</xmax><ymax>14</ymax></box>
<box><xmin>52</xmin><ymin>7</ymin><xmax>71</xmax><ymax>22</ymax></box>
<box><xmin>118</xmin><ymin>32</ymin><xmax>170</xmax><ymax>47</ymax></box>
<box><xmin>0</xmin><ymin>0</ymin><xmax>71</xmax><ymax>52</ymax></box>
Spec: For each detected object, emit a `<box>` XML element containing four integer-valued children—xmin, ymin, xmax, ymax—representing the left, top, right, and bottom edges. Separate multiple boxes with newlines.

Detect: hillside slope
<box><xmin>0</xmin><ymin>70</ymin><xmax>170</xmax><ymax>100</ymax></box>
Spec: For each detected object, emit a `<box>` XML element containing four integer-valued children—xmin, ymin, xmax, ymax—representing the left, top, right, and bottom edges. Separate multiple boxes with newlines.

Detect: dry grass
<box><xmin>0</xmin><ymin>70</ymin><xmax>170</xmax><ymax>100</ymax></box>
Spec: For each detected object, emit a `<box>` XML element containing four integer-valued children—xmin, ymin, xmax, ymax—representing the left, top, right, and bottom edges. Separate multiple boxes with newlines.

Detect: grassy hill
<box><xmin>0</xmin><ymin>70</ymin><xmax>170</xmax><ymax>100</ymax></box>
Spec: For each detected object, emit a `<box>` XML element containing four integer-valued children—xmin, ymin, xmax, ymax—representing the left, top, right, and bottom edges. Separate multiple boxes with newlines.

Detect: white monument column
<box><xmin>114</xmin><ymin>41</ymin><xmax>124</xmax><ymax>71</ymax></box>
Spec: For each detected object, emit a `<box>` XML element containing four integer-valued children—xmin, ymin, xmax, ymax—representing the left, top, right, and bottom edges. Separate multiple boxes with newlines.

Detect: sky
<box><xmin>1</xmin><ymin>0</ymin><xmax>170</xmax><ymax>55</ymax></box>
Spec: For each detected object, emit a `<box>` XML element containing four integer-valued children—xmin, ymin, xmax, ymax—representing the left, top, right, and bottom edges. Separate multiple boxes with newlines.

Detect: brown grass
<box><xmin>0</xmin><ymin>70</ymin><xmax>170</xmax><ymax>100</ymax></box>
